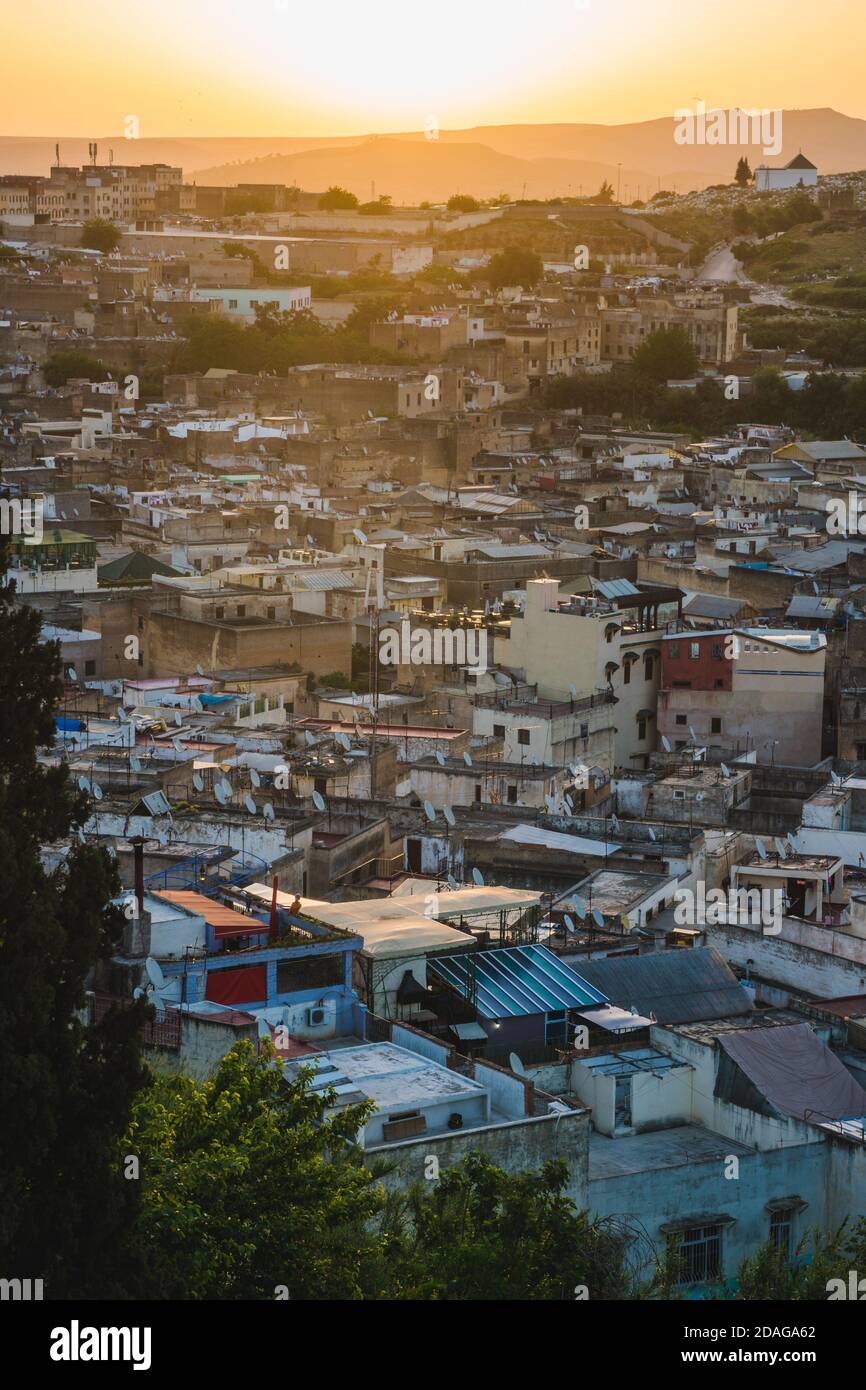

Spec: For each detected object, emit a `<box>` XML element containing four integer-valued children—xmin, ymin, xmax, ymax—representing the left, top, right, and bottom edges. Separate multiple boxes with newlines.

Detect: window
<box><xmin>237</xmin><ymin>605</ymin><xmax>246</xmax><ymax>618</ymax></box>
<box><xmin>712</xmin><ymin>643</ymin><xmax>723</xmax><ymax>660</ymax></box>
<box><xmin>637</xmin><ymin>718</ymin><xmax>647</xmax><ymax>741</ymax></box>
<box><xmin>517</xmin><ymin>728</ymin><xmax>530</xmax><ymax>746</ymax></box>
<box><xmin>668</xmin><ymin>642</ymin><xmax>680</xmax><ymax>660</ymax></box>
<box><xmin>276</xmin><ymin>953</ymin><xmax>343</xmax><ymax>993</ymax></box>
<box><xmin>623</xmin><ymin>661</ymin><xmax>631</xmax><ymax>685</ymax></box>
<box><xmin>493</xmin><ymin>723</ymin><xmax>505</xmax><ymax>738</ymax></box>
<box><xmin>711</xmin><ymin>718</ymin><xmax>722</xmax><ymax>734</ymax></box>
<box><xmin>644</xmin><ymin>655</ymin><xmax>654</xmax><ymax>681</ymax></box>
<box><xmin>267</xmin><ymin>606</ymin><xmax>276</xmax><ymax>620</ymax></box>
<box><xmin>673</xmin><ymin>790</ymin><xmax>685</xmax><ymax>800</ymax></box>
<box><xmin>675</xmin><ymin>714</ymin><xmax>687</xmax><ymax>726</ymax></box>
<box><xmin>689</xmin><ymin>642</ymin><xmax>700</xmax><ymax>661</ymax></box>
<box><xmin>769</xmin><ymin>1208</ymin><xmax>794</xmax><ymax>1259</ymax></box>
<box><xmin>84</xmin><ymin>659</ymin><xmax>96</xmax><ymax>676</ymax></box>
<box><xmin>580</xmin><ymin>723</ymin><xmax>589</xmax><ymax>739</ymax></box>
<box><xmin>545</xmin><ymin>1010</ymin><xmax>568</xmax><ymax>1045</ymax></box>
<box><xmin>507</xmin><ymin>784</ymin><xmax>518</xmax><ymax>804</ymax></box>
<box><xmin>474</xmin><ymin>784</ymin><xmax>482</xmax><ymax>802</ymax></box>
<box><xmin>215</xmin><ymin>606</ymin><xmax>225</xmax><ymax>619</ymax></box>
<box><xmin>670</xmin><ymin>1223</ymin><xmax>723</xmax><ymax>1285</ymax></box>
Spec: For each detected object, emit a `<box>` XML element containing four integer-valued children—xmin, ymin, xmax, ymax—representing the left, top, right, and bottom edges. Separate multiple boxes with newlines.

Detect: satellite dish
<box><xmin>472</xmin><ymin>867</ymin><xmax>484</xmax><ymax>887</ymax></box>
<box><xmin>76</xmin><ymin>826</ymin><xmax>86</xmax><ymax>844</ymax></box>
<box><xmin>353</xmin><ymin>528</ymin><xmax>368</xmax><ymax>545</ymax></box>
<box><xmin>648</xmin><ymin>827</ymin><xmax>657</xmax><ymax>841</ymax></box>
<box><xmin>509</xmin><ymin>1052</ymin><xmax>527</xmax><ymax>1076</ymax></box>
<box><xmin>435</xmin><ymin>750</ymin><xmax>446</xmax><ymax>766</ymax></box>
<box><xmin>192</xmin><ymin>772</ymin><xmax>204</xmax><ymax>793</ymax></box>
<box><xmin>774</xmin><ymin>837</ymin><xmax>787</xmax><ymax>859</ymax></box>
<box><xmin>755</xmin><ymin>837</ymin><xmax>768</xmax><ymax>860</ymax></box>
<box><xmin>443</xmin><ymin>805</ymin><xmax>456</xmax><ymax>828</ymax></box>
<box><xmin>564</xmin><ymin>913</ymin><xmax>576</xmax><ymax>933</ymax></box>
<box><xmin>611</xmin><ymin>813</ymin><xmax>619</xmax><ymax>830</ymax></box>
<box><xmin>174</xmin><ymin>711</ymin><xmax>182</xmax><ymax>727</ymax></box>
<box><xmin>305</xmin><ymin>730</ymin><xmax>317</xmax><ymax>747</ymax></box>
<box><xmin>243</xmin><ymin>794</ymin><xmax>256</xmax><ymax>815</ymax></box>
<box><xmin>312</xmin><ymin>790</ymin><xmax>326</xmax><ymax>812</ymax></box>
<box><xmin>569</xmin><ymin>685</ymin><xmax>577</xmax><ymax>699</ymax></box>
<box><xmin>91</xmin><ymin>782</ymin><xmax>103</xmax><ymax>801</ymax></box>
<box><xmin>591</xmin><ymin>907</ymin><xmax>605</xmax><ymax>929</ymax></box>
<box><xmin>423</xmin><ymin>800</ymin><xmax>436</xmax><ymax>822</ymax></box>
<box><xmin>172</xmin><ymin>737</ymin><xmax>183</xmax><ymax>753</ymax></box>
<box><xmin>787</xmin><ymin>833</ymin><xmax>798</xmax><ymax>851</ymax></box>
<box><xmin>215</xmin><ymin>783</ymin><xmax>228</xmax><ymax>805</ymax></box>
<box><xmin>195</xmin><ymin>664</ymin><xmax>205</xmax><ymax>676</ymax></box>
<box><xmin>695</xmin><ymin>792</ymin><xmax>705</xmax><ymax>803</ymax></box>
<box><xmin>720</xmin><ymin>762</ymin><xmax>731</xmax><ymax>777</ymax></box>
<box><xmin>336</xmin><ymin>732</ymin><xmax>350</xmax><ymax>751</ymax></box>
<box><xmin>661</xmin><ymin>735</ymin><xmax>672</xmax><ymax>753</ymax></box>
<box><xmin>156</xmin><ymin>830</ymin><xmax>169</xmax><ymax>846</ymax></box>
<box><xmin>145</xmin><ymin>956</ymin><xmax>166</xmax><ymax>989</ymax></box>
<box><xmin>688</xmin><ymin>725</ymin><xmax>697</xmax><ymax>742</ymax></box>
<box><xmin>263</xmin><ymin>802</ymin><xmax>275</xmax><ymax>821</ymax></box>
<box><xmin>447</xmin><ymin>873</ymin><xmax>458</xmax><ymax>890</ymax></box>
<box><xmin>250</xmin><ymin>768</ymin><xmax>261</xmax><ymax>787</ymax></box>
<box><xmin>77</xmin><ymin>775</ymin><xmax>91</xmax><ymax>793</ymax></box>
<box><xmin>463</xmin><ymin>752</ymin><xmax>473</xmax><ymax>768</ymax></box>
<box><xmin>117</xmin><ymin>707</ymin><xmax>128</xmax><ymax>723</ymax></box>
<box><xmin>130</xmin><ymin>755</ymin><xmax>141</xmax><ymax>773</ymax></box>
<box><xmin>257</xmin><ymin>1016</ymin><xmax>272</xmax><ymax>1040</ymax></box>
<box><xmin>544</xmin><ymin>794</ymin><xmax>557</xmax><ymax>813</ymax></box>
<box><xmin>564</xmin><ymin>794</ymin><xmax>573</xmax><ymax>812</ymax></box>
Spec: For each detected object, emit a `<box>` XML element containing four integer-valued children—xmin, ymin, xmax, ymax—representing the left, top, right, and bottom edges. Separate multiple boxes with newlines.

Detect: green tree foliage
<box><xmin>735</xmin><ymin>157</ymin><xmax>752</xmax><ymax>186</ymax></box>
<box><xmin>43</xmin><ymin>350</ymin><xmax>108</xmax><ymax>386</ymax></box>
<box><xmin>447</xmin><ymin>194</ymin><xmax>481</xmax><ymax>212</ymax></box>
<box><xmin>0</xmin><ymin>546</ymin><xmax>150</xmax><ymax>1298</ymax></box>
<box><xmin>318</xmin><ymin>186</ymin><xmax>359</xmax><ymax>210</ymax></box>
<box><xmin>358</xmin><ymin>195</ymin><xmax>392</xmax><ymax>215</ymax></box>
<box><xmin>80</xmin><ymin>218</ymin><xmax>121</xmax><ymax>252</ymax></box>
<box><xmin>632</xmin><ymin>326</ymin><xmax>699</xmax><ymax>382</ymax></box>
<box><xmin>126</xmin><ymin>1042</ymin><xmax>385</xmax><ymax>1299</ymax></box>
<box><xmin>596</xmin><ymin>180</ymin><xmax>616</xmax><ymax>204</ymax></box>
<box><xmin>486</xmin><ymin>245</ymin><xmax>544</xmax><ymax>290</ymax></box>
<box><xmin>170</xmin><ymin>304</ymin><xmax>412</xmax><ymax>376</ymax></box>
<box><xmin>377</xmin><ymin>1153</ymin><xmax>632</xmax><ymax>1300</ymax></box>
<box><xmin>727</xmin><ymin>1227</ymin><xmax>850</xmax><ymax>1300</ymax></box>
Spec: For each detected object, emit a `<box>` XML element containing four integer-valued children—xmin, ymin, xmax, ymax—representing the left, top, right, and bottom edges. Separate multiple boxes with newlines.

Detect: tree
<box><xmin>0</xmin><ymin>541</ymin><xmax>150</xmax><ymax>1297</ymax></box>
<box><xmin>44</xmin><ymin>350</ymin><xmax>108</xmax><ymax>386</ymax></box>
<box><xmin>632</xmin><ymin>327</ymin><xmax>699</xmax><ymax>382</ymax></box>
<box><xmin>126</xmin><ymin>1041</ymin><xmax>387</xmax><ymax>1299</ymax></box>
<box><xmin>486</xmin><ymin>246</ymin><xmax>543</xmax><ymax>291</ymax></box>
<box><xmin>80</xmin><ymin>218</ymin><xmax>121</xmax><ymax>252</ymax></box>
<box><xmin>596</xmin><ymin>180</ymin><xmax>616</xmax><ymax>204</ymax></box>
<box><xmin>318</xmin><ymin>186</ymin><xmax>359</xmax><ymax>210</ymax></box>
<box><xmin>735</xmin><ymin>157</ymin><xmax>752</xmax><ymax>186</ymax></box>
<box><xmin>447</xmin><ymin>194</ymin><xmax>480</xmax><ymax>212</ymax></box>
<box><xmin>358</xmin><ymin>195</ymin><xmax>393</xmax><ymax>215</ymax></box>
<box><xmin>378</xmin><ymin>1153</ymin><xmax>633</xmax><ymax>1300</ymax></box>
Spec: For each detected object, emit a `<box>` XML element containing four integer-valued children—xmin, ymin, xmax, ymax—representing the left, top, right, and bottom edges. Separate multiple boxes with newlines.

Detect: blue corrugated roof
<box><xmin>428</xmin><ymin>943</ymin><xmax>608</xmax><ymax>1020</ymax></box>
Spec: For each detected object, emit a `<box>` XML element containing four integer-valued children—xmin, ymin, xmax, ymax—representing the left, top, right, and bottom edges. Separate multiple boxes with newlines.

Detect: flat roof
<box><xmin>285</xmin><ymin>1041</ymin><xmax>486</xmax><ymax>1111</ymax></box>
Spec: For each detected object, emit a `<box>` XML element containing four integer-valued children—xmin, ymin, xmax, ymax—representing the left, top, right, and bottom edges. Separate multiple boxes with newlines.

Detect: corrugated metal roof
<box><xmin>785</xmin><ymin>594</ymin><xmax>840</xmax><ymax>620</ymax></box>
<box><xmin>682</xmin><ymin>592</ymin><xmax>745</xmax><ymax>619</ymax></box>
<box><xmin>428</xmin><ymin>943</ymin><xmax>608</xmax><ymax>1020</ymax></box>
<box><xmin>295</xmin><ymin>569</ymin><xmax>357</xmax><ymax>591</ymax></box>
<box><xmin>574</xmin><ymin>947</ymin><xmax>753</xmax><ymax>1025</ymax></box>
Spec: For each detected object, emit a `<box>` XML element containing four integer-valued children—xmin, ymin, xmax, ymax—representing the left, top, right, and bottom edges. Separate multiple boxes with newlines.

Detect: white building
<box><xmin>754</xmin><ymin>153</ymin><xmax>818</xmax><ymax>192</ymax></box>
<box><xmin>189</xmin><ymin>286</ymin><xmax>311</xmax><ymax>323</ymax></box>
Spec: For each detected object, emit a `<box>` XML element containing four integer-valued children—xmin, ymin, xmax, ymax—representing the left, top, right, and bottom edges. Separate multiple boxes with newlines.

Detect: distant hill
<box><xmin>4</xmin><ymin>109</ymin><xmax>866</xmax><ymax>202</ymax></box>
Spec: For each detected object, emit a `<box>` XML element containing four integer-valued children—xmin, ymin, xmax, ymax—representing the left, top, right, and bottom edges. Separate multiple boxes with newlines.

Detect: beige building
<box><xmin>495</xmin><ymin>577</ymin><xmax>682</xmax><ymax>770</ymax></box>
<box><xmin>601</xmin><ymin>295</ymin><xmax>738</xmax><ymax>367</ymax></box>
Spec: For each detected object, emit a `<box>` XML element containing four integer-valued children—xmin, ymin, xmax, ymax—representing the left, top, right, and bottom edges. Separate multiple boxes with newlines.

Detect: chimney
<box><xmin>132</xmin><ymin>835</ymin><xmax>145</xmax><ymax>918</ymax></box>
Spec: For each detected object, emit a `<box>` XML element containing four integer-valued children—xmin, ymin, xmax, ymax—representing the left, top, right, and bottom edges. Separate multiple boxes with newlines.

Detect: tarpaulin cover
<box><xmin>205</xmin><ymin>965</ymin><xmax>266</xmax><ymax>1007</ymax></box>
<box><xmin>718</xmin><ymin>1023</ymin><xmax>866</xmax><ymax>1123</ymax></box>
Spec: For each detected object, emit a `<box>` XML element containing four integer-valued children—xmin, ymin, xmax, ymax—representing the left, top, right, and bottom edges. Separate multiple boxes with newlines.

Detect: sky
<box><xmin>3</xmin><ymin>0</ymin><xmax>864</xmax><ymax>137</ymax></box>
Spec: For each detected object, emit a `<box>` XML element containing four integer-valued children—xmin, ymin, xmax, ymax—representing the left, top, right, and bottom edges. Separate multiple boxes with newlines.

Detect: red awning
<box><xmin>205</xmin><ymin>965</ymin><xmax>267</xmax><ymax>1007</ymax></box>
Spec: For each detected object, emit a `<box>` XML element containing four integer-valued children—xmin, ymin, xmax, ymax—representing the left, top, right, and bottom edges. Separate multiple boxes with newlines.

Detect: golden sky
<box><xmin>4</xmin><ymin>0</ymin><xmax>864</xmax><ymax>136</ymax></box>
